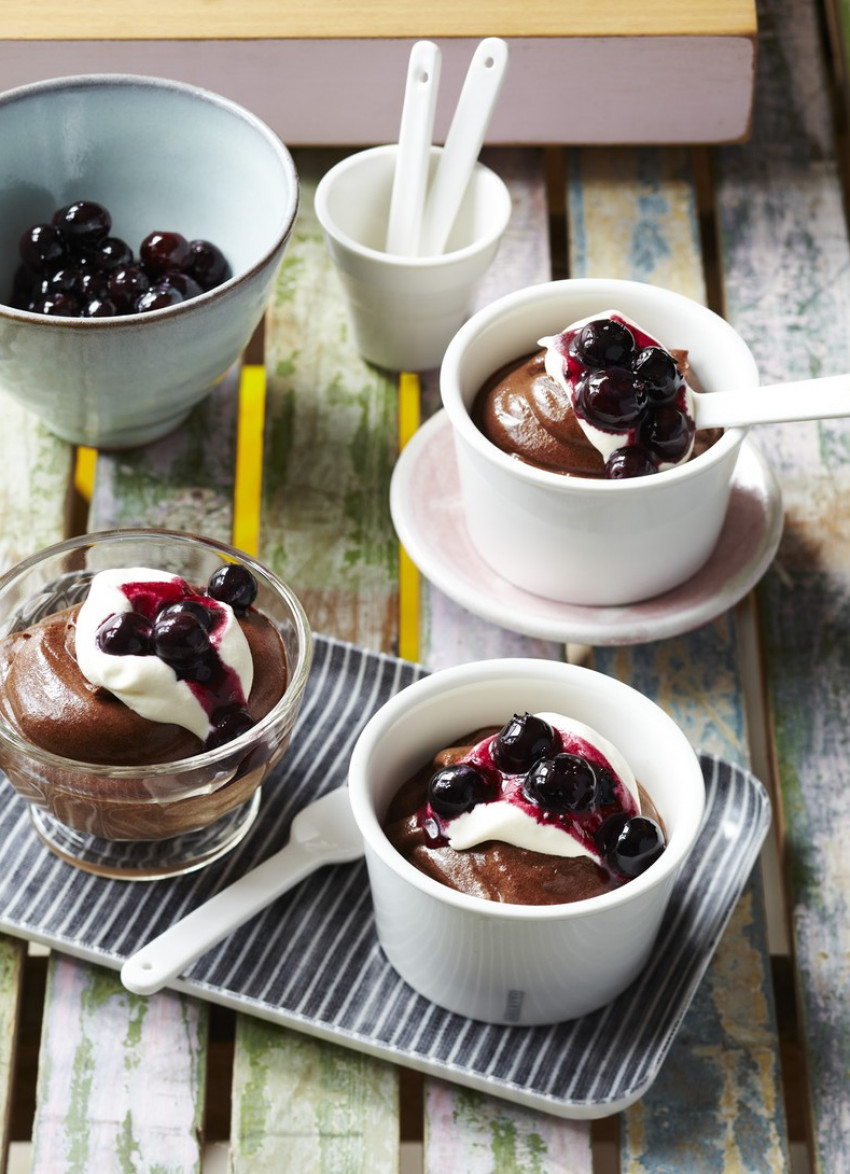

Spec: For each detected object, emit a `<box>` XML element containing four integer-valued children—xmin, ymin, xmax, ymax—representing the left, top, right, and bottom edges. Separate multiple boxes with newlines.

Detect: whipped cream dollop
<box><xmin>75</xmin><ymin>568</ymin><xmax>253</xmax><ymax>742</ymax></box>
<box><xmin>438</xmin><ymin>712</ymin><xmax>640</xmax><ymax>863</ymax></box>
<box><xmin>539</xmin><ymin>311</ymin><xmax>697</xmax><ymax>474</ymax></box>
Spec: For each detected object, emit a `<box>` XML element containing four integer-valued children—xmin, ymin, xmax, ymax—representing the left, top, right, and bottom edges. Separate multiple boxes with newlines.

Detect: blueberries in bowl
<box><xmin>10</xmin><ymin>200</ymin><xmax>231</xmax><ymax>318</ymax></box>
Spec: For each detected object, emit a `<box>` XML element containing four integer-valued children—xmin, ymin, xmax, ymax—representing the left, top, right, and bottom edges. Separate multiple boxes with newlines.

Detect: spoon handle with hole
<box><xmin>693</xmin><ymin>372</ymin><xmax>850</xmax><ymax>429</ymax></box>
<box><xmin>120</xmin><ymin>792</ymin><xmax>363</xmax><ymax>996</ymax></box>
<box><xmin>419</xmin><ymin>37</ymin><xmax>509</xmax><ymax>256</ymax></box>
<box><xmin>385</xmin><ymin>40</ymin><xmax>442</xmax><ymax>256</ymax></box>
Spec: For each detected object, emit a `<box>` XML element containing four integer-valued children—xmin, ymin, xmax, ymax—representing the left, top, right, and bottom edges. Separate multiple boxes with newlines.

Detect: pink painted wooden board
<box><xmin>0</xmin><ymin>36</ymin><xmax>755</xmax><ymax>144</ymax></box>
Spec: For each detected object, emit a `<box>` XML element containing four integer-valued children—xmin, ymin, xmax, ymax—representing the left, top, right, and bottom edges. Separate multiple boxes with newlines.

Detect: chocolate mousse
<box><xmin>383</xmin><ymin>712</ymin><xmax>666</xmax><ymax>906</ymax></box>
<box><xmin>0</xmin><ymin>605</ymin><xmax>285</xmax><ymax>766</ymax></box>
<box><xmin>0</xmin><ymin>564</ymin><xmax>291</xmax><ymax>841</ymax></box>
<box><xmin>472</xmin><ymin>312</ymin><xmax>723</xmax><ymax>479</ymax></box>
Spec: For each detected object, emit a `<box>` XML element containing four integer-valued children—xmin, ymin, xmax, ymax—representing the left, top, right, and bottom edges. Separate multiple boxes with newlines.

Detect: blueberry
<box><xmin>159</xmin><ymin>271</ymin><xmax>204</xmax><ymax>300</ymax></box>
<box><xmin>153</xmin><ymin>606</ymin><xmax>212</xmax><ymax>666</ymax></box>
<box><xmin>41</xmin><ymin>265</ymin><xmax>84</xmax><ymax>296</ymax></box>
<box><xmin>205</xmin><ymin>706</ymin><xmax>255</xmax><ymax>751</ymax></box>
<box><xmin>572</xmin><ymin>318</ymin><xmax>635</xmax><ymax>369</ymax></box>
<box><xmin>78</xmin><ymin>269</ymin><xmax>110</xmax><ymax>300</ymax></box>
<box><xmin>30</xmin><ymin>290</ymin><xmax>81</xmax><ymax>317</ymax></box>
<box><xmin>96</xmin><ymin>611</ymin><xmax>153</xmax><ymax>656</ymax></box>
<box><xmin>52</xmin><ymin>200</ymin><xmax>111</xmax><ymax>245</ymax></box>
<box><xmin>428</xmin><ymin>763</ymin><xmax>499</xmax><ymax>817</ymax></box>
<box><xmin>523</xmin><ymin>753</ymin><xmax>598</xmax><ymax>813</ymax></box>
<box><xmin>593</xmin><ymin>768</ymin><xmax>619</xmax><ymax>809</ymax></box>
<box><xmin>632</xmin><ymin>346</ymin><xmax>681</xmax><ymax>403</ymax></box>
<box><xmin>19</xmin><ymin>224</ymin><xmax>66</xmax><ymax>273</ymax></box>
<box><xmin>88</xmin><ymin>236</ymin><xmax>134</xmax><ymax>272</ymax></box>
<box><xmin>108</xmin><ymin>265</ymin><xmax>150</xmax><ymax>312</ymax></box>
<box><xmin>602</xmin><ymin>815</ymin><xmax>666</xmax><ymax>878</ymax></box>
<box><xmin>493</xmin><ymin>712</ymin><xmax>556</xmax><ymax>772</ymax></box>
<box><xmin>160</xmin><ymin>599</ymin><xmax>217</xmax><ymax>628</ymax></box>
<box><xmin>81</xmin><ymin>297</ymin><xmax>117</xmax><ymax>318</ymax></box>
<box><xmin>208</xmin><ymin>565</ymin><xmax>258</xmax><ymax>614</ymax></box>
<box><xmin>639</xmin><ymin>404</ymin><xmax>695</xmax><ymax>465</ymax></box>
<box><xmin>136</xmin><ymin>285</ymin><xmax>184</xmax><ymax>313</ymax></box>
<box><xmin>576</xmin><ymin>368</ymin><xmax>645</xmax><ymax>429</ymax></box>
<box><xmin>186</xmin><ymin>239</ymin><xmax>230</xmax><ymax>290</ymax></box>
<box><xmin>605</xmin><ymin>445</ymin><xmax>657</xmax><ymax>479</ymax></box>
<box><xmin>140</xmin><ymin>230</ymin><xmax>191</xmax><ymax>276</ymax></box>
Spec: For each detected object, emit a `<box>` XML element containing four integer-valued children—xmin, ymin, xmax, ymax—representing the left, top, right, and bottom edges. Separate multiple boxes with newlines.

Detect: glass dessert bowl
<box><xmin>0</xmin><ymin>529</ymin><xmax>312</xmax><ymax>880</ymax></box>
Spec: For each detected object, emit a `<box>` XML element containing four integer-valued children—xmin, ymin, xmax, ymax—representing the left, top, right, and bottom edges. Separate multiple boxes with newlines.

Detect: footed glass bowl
<box><xmin>0</xmin><ymin>530</ymin><xmax>312</xmax><ymax>880</ymax></box>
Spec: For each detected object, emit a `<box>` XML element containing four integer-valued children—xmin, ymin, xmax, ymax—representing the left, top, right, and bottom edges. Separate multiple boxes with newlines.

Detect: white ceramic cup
<box><xmin>439</xmin><ymin>279</ymin><xmax>759</xmax><ymax>606</ymax></box>
<box><xmin>347</xmin><ymin>658</ymin><xmax>705</xmax><ymax>1025</ymax></box>
<box><xmin>314</xmin><ymin>145</ymin><xmax>512</xmax><ymax>372</ymax></box>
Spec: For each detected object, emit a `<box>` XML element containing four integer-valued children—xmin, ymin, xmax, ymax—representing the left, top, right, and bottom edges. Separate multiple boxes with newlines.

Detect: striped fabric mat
<box><xmin>0</xmin><ymin>634</ymin><xmax>770</xmax><ymax>1118</ymax></box>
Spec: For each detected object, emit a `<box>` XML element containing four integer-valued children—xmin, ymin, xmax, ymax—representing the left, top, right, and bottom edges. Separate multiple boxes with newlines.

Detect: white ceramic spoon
<box><xmin>385</xmin><ymin>40</ymin><xmax>442</xmax><ymax>256</ymax></box>
<box><xmin>419</xmin><ymin>37</ymin><xmax>509</xmax><ymax>256</ymax></box>
<box><xmin>693</xmin><ymin>372</ymin><xmax>850</xmax><ymax>429</ymax></box>
<box><xmin>120</xmin><ymin>787</ymin><xmax>363</xmax><ymax>996</ymax></box>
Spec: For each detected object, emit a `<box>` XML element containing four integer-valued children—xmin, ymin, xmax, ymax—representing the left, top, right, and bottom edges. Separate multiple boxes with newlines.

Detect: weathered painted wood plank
<box><xmin>0</xmin><ymin>393</ymin><xmax>74</xmax><ymax>570</ymax></box>
<box><xmin>411</xmin><ymin>149</ymin><xmax>593</xmax><ymax>1173</ymax></box>
<box><xmin>716</xmin><ymin>0</ymin><xmax>850</xmax><ymax>1168</ymax></box>
<box><xmin>259</xmin><ymin>147</ymin><xmax>400</xmax><ymax>652</ymax></box>
<box><xmin>86</xmin><ymin>371</ymin><xmax>239</xmax><ymax>538</ymax></box>
<box><xmin>227</xmin><ymin>148</ymin><xmax>401</xmax><ymax>1173</ymax></box>
<box><xmin>0</xmin><ymin>391</ymin><xmax>76</xmax><ymax>1172</ymax></box>
<box><xmin>231</xmin><ymin>1016</ymin><xmax>398</xmax><ymax>1174</ymax></box>
<box><xmin>424</xmin><ymin>1080</ymin><xmax>592</xmax><ymax>1173</ymax></box>
<box><xmin>0</xmin><ymin>936</ymin><xmax>25</xmax><ymax>1174</ymax></box>
<box><xmin>567</xmin><ymin>145</ymin><xmax>790</xmax><ymax>1169</ymax></box>
<box><xmin>30</xmin><ymin>955</ymin><xmax>207</xmax><ymax>1173</ymax></box>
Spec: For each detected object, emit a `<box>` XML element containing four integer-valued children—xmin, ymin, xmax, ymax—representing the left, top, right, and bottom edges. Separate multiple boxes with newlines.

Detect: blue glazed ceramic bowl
<box><xmin>0</xmin><ymin>75</ymin><xmax>299</xmax><ymax>448</ymax></box>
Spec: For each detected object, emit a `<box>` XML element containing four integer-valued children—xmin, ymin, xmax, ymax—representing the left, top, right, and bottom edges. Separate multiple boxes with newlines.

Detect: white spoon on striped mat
<box><xmin>693</xmin><ymin>371</ymin><xmax>850</xmax><ymax>429</ymax></box>
<box><xmin>120</xmin><ymin>787</ymin><xmax>363</xmax><ymax>996</ymax></box>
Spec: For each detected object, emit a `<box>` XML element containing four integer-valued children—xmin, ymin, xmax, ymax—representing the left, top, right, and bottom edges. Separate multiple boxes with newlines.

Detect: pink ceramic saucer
<box><xmin>390</xmin><ymin>411</ymin><xmax>783</xmax><ymax>646</ymax></box>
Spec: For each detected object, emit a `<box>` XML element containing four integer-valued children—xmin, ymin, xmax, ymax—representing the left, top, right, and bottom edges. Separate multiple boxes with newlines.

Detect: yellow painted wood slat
<box><xmin>397</xmin><ymin>372</ymin><xmax>421</xmax><ymax>665</ymax></box>
<box><xmin>0</xmin><ymin>0</ymin><xmax>757</xmax><ymax>41</ymax></box>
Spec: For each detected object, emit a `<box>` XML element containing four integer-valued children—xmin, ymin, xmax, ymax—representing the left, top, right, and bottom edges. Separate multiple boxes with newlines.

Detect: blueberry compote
<box><xmin>550</xmin><ymin>314</ymin><xmax>695</xmax><ymax>477</ymax></box>
<box><xmin>385</xmin><ymin>712</ymin><xmax>666</xmax><ymax>904</ymax></box>
<box><xmin>9</xmin><ymin>200</ymin><xmax>230</xmax><ymax>318</ymax></box>
<box><xmin>95</xmin><ymin>569</ymin><xmax>257</xmax><ymax>751</ymax></box>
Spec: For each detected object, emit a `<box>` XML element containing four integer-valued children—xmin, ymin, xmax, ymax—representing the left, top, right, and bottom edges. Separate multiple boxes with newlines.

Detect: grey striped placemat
<box><xmin>0</xmin><ymin>633</ymin><xmax>770</xmax><ymax>1118</ymax></box>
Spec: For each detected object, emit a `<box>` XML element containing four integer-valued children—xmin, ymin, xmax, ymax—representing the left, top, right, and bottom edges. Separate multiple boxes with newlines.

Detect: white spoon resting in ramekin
<box><xmin>693</xmin><ymin>372</ymin><xmax>850</xmax><ymax>429</ymax></box>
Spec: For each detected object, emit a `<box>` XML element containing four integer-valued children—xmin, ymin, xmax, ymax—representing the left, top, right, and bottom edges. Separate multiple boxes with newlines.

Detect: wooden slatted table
<box><xmin>0</xmin><ymin>0</ymin><xmax>847</xmax><ymax>1168</ymax></box>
